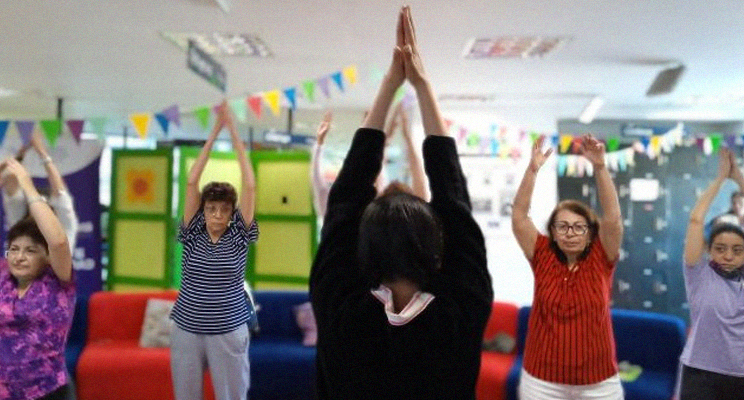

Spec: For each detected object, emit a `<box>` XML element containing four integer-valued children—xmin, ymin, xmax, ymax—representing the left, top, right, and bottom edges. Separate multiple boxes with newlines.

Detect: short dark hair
<box><xmin>200</xmin><ymin>182</ymin><xmax>237</xmax><ymax>210</ymax></box>
<box><xmin>546</xmin><ymin>200</ymin><xmax>599</xmax><ymax>263</ymax></box>
<box><xmin>357</xmin><ymin>182</ymin><xmax>443</xmax><ymax>291</ymax></box>
<box><xmin>708</xmin><ymin>223</ymin><xmax>744</xmax><ymax>249</ymax></box>
<box><xmin>7</xmin><ymin>217</ymin><xmax>48</xmax><ymax>253</ymax></box>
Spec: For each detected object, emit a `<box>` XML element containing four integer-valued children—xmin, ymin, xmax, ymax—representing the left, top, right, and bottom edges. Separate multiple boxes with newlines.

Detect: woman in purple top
<box><xmin>0</xmin><ymin>158</ymin><xmax>74</xmax><ymax>400</ymax></box>
<box><xmin>682</xmin><ymin>148</ymin><xmax>744</xmax><ymax>399</ymax></box>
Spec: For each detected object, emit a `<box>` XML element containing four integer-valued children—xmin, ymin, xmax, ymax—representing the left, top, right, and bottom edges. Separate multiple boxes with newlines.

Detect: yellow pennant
<box><xmin>264</xmin><ymin>90</ymin><xmax>281</xmax><ymax>116</ymax></box>
<box><xmin>129</xmin><ymin>113</ymin><xmax>151</xmax><ymax>139</ymax></box>
<box><xmin>343</xmin><ymin>65</ymin><xmax>358</xmax><ymax>85</ymax></box>
<box><xmin>560</xmin><ymin>134</ymin><xmax>573</xmax><ymax>153</ymax></box>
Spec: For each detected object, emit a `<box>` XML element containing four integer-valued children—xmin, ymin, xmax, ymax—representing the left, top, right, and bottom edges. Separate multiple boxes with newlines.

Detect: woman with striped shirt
<box><xmin>170</xmin><ymin>101</ymin><xmax>259</xmax><ymax>400</ymax></box>
<box><xmin>512</xmin><ymin>135</ymin><xmax>624</xmax><ymax>399</ymax></box>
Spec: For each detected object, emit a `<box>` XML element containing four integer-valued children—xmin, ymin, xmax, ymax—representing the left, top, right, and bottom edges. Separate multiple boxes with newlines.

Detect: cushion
<box><xmin>293</xmin><ymin>301</ymin><xmax>317</xmax><ymax>346</ymax></box>
<box><xmin>139</xmin><ymin>298</ymin><xmax>175</xmax><ymax>348</ymax></box>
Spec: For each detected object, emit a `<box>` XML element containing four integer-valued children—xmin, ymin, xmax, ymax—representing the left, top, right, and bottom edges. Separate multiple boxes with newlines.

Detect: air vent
<box><xmin>463</xmin><ymin>36</ymin><xmax>571</xmax><ymax>59</ymax></box>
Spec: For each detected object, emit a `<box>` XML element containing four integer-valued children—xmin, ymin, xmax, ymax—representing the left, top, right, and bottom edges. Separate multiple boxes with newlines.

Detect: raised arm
<box><xmin>5</xmin><ymin>159</ymin><xmax>71</xmax><ymax>282</ymax></box>
<box><xmin>579</xmin><ymin>135</ymin><xmax>623</xmax><ymax>261</ymax></box>
<box><xmin>685</xmin><ymin>148</ymin><xmax>737</xmax><ymax>265</ymax></box>
<box><xmin>398</xmin><ymin>105</ymin><xmax>429</xmax><ymax>200</ymax></box>
<box><xmin>311</xmin><ymin>111</ymin><xmax>332</xmax><ymax>217</ymax></box>
<box><xmin>29</xmin><ymin>131</ymin><xmax>67</xmax><ymax>196</ymax></box>
<box><xmin>512</xmin><ymin>136</ymin><xmax>552</xmax><ymax>259</ymax></box>
<box><xmin>222</xmin><ymin>102</ymin><xmax>256</xmax><ymax>224</ymax></box>
<box><xmin>183</xmin><ymin>107</ymin><xmax>224</xmax><ymax>226</ymax></box>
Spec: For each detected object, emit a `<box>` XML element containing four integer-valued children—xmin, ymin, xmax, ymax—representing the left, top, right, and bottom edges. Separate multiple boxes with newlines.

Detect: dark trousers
<box><xmin>680</xmin><ymin>365</ymin><xmax>744</xmax><ymax>400</ymax></box>
<box><xmin>36</xmin><ymin>385</ymin><xmax>69</xmax><ymax>400</ymax></box>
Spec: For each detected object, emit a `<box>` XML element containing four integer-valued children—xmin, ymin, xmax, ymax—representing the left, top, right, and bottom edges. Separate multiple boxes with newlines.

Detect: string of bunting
<box><xmin>0</xmin><ymin>65</ymin><xmax>359</xmax><ymax>147</ymax></box>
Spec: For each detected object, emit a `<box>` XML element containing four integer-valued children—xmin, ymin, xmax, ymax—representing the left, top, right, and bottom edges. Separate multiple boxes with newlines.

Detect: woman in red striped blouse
<box><xmin>512</xmin><ymin>135</ymin><xmax>624</xmax><ymax>399</ymax></box>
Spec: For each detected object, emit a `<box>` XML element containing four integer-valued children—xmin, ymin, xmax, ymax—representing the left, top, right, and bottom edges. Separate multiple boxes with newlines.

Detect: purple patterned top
<box><xmin>0</xmin><ymin>259</ymin><xmax>75</xmax><ymax>400</ymax></box>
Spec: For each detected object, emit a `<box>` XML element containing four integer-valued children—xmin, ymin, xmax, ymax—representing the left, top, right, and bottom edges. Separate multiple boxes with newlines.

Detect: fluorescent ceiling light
<box><xmin>463</xmin><ymin>36</ymin><xmax>571</xmax><ymax>59</ymax></box>
<box><xmin>160</xmin><ymin>31</ymin><xmax>272</xmax><ymax>57</ymax></box>
<box><xmin>0</xmin><ymin>87</ymin><xmax>18</xmax><ymax>98</ymax></box>
<box><xmin>578</xmin><ymin>96</ymin><xmax>605</xmax><ymax>124</ymax></box>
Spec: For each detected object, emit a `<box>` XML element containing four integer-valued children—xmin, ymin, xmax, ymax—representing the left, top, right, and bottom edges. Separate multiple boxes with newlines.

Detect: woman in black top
<box><xmin>309</xmin><ymin>6</ymin><xmax>493</xmax><ymax>399</ymax></box>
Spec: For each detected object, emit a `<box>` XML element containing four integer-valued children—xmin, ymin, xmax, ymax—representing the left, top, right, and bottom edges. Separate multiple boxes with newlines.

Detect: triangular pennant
<box><xmin>66</xmin><ymin>120</ymin><xmax>85</xmax><ymax>143</ymax></box>
<box><xmin>161</xmin><ymin>104</ymin><xmax>181</xmax><ymax>127</ymax></box>
<box><xmin>342</xmin><ymin>65</ymin><xmax>358</xmax><ymax>85</ymax></box>
<box><xmin>283</xmin><ymin>87</ymin><xmax>297</xmax><ymax>110</ymax></box>
<box><xmin>566</xmin><ymin>155</ymin><xmax>577</xmax><ymax>177</ymax></box>
<box><xmin>318</xmin><ymin>76</ymin><xmax>331</xmax><ymax>98</ymax></box>
<box><xmin>302</xmin><ymin>81</ymin><xmax>316</xmax><ymax>103</ymax></box>
<box><xmin>40</xmin><ymin>120</ymin><xmax>62</xmax><ymax>147</ymax></box>
<box><xmin>229</xmin><ymin>98</ymin><xmax>247</xmax><ymax>123</ymax></box>
<box><xmin>155</xmin><ymin>114</ymin><xmax>170</xmax><ymax>135</ymax></box>
<box><xmin>129</xmin><ymin>113</ymin><xmax>151</xmax><ymax>139</ymax></box>
<box><xmin>559</xmin><ymin>134</ymin><xmax>573</xmax><ymax>153</ymax></box>
<box><xmin>490</xmin><ymin>137</ymin><xmax>499</xmax><ymax>156</ymax></box>
<box><xmin>193</xmin><ymin>107</ymin><xmax>211</xmax><ymax>130</ymax></box>
<box><xmin>248</xmin><ymin>96</ymin><xmax>263</xmax><ymax>119</ymax></box>
<box><xmin>557</xmin><ymin>155</ymin><xmax>568</xmax><ymax>177</ymax></box>
<box><xmin>0</xmin><ymin>121</ymin><xmax>9</xmax><ymax>146</ymax></box>
<box><xmin>607</xmin><ymin>136</ymin><xmax>620</xmax><ymax>152</ymax></box>
<box><xmin>331</xmin><ymin>71</ymin><xmax>344</xmax><ymax>92</ymax></box>
<box><xmin>264</xmin><ymin>90</ymin><xmax>281</xmax><ymax>116</ymax></box>
<box><xmin>394</xmin><ymin>86</ymin><xmax>406</xmax><ymax>103</ymax></box>
<box><xmin>709</xmin><ymin>134</ymin><xmax>722</xmax><ymax>153</ymax></box>
<box><xmin>89</xmin><ymin>117</ymin><xmax>107</xmax><ymax>140</ymax></box>
<box><xmin>15</xmin><ymin>121</ymin><xmax>35</xmax><ymax>146</ymax></box>
<box><xmin>577</xmin><ymin>157</ymin><xmax>586</xmax><ymax>177</ymax></box>
<box><xmin>529</xmin><ymin>132</ymin><xmax>539</xmax><ymax>144</ymax></box>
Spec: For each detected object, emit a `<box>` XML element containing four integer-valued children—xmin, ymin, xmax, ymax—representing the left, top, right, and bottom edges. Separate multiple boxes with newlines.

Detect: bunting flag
<box><xmin>302</xmin><ymin>80</ymin><xmax>316</xmax><ymax>104</ymax></box>
<box><xmin>283</xmin><ymin>87</ymin><xmax>297</xmax><ymax>110</ymax></box>
<box><xmin>89</xmin><ymin>117</ymin><xmax>107</xmax><ymax>140</ymax></box>
<box><xmin>393</xmin><ymin>86</ymin><xmax>406</xmax><ymax>103</ymax></box>
<box><xmin>560</xmin><ymin>135</ymin><xmax>573</xmax><ymax>153</ymax></box>
<box><xmin>155</xmin><ymin>114</ymin><xmax>169</xmax><ymax>135</ymax></box>
<box><xmin>247</xmin><ymin>96</ymin><xmax>262</xmax><ymax>119</ymax></box>
<box><xmin>607</xmin><ymin>136</ymin><xmax>620</xmax><ymax>152</ymax></box>
<box><xmin>342</xmin><ymin>65</ymin><xmax>358</xmax><ymax>85</ymax></box>
<box><xmin>15</xmin><ymin>121</ymin><xmax>35</xmax><ymax>146</ymax></box>
<box><xmin>264</xmin><ymin>90</ymin><xmax>281</xmax><ymax>117</ymax></box>
<box><xmin>703</xmin><ymin>136</ymin><xmax>713</xmax><ymax>155</ymax></box>
<box><xmin>318</xmin><ymin>76</ymin><xmax>331</xmax><ymax>98</ymax></box>
<box><xmin>161</xmin><ymin>104</ymin><xmax>181</xmax><ymax>127</ymax></box>
<box><xmin>0</xmin><ymin>121</ymin><xmax>8</xmax><ymax>146</ymax></box>
<box><xmin>709</xmin><ymin>134</ymin><xmax>722</xmax><ymax>153</ymax></box>
<box><xmin>229</xmin><ymin>98</ymin><xmax>247</xmax><ymax>123</ymax></box>
<box><xmin>193</xmin><ymin>107</ymin><xmax>211</xmax><ymax>130</ymax></box>
<box><xmin>557</xmin><ymin>156</ymin><xmax>568</xmax><ymax>177</ymax></box>
<box><xmin>129</xmin><ymin>113</ymin><xmax>152</xmax><ymax>139</ymax></box>
<box><xmin>331</xmin><ymin>71</ymin><xmax>344</xmax><ymax>92</ymax></box>
<box><xmin>66</xmin><ymin>120</ymin><xmax>85</xmax><ymax>143</ymax></box>
<box><xmin>40</xmin><ymin>120</ymin><xmax>62</xmax><ymax>147</ymax></box>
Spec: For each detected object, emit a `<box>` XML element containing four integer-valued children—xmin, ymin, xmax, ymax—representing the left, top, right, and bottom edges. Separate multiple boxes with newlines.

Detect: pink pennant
<box><xmin>66</xmin><ymin>120</ymin><xmax>85</xmax><ymax>143</ymax></box>
<box><xmin>247</xmin><ymin>96</ymin><xmax>262</xmax><ymax>119</ymax></box>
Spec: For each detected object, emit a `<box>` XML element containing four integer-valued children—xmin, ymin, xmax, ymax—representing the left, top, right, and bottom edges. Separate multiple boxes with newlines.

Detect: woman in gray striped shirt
<box><xmin>170</xmin><ymin>101</ymin><xmax>259</xmax><ymax>400</ymax></box>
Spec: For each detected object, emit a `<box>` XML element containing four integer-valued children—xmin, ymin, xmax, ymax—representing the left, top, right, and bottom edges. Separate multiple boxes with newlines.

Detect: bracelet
<box><xmin>42</xmin><ymin>156</ymin><xmax>53</xmax><ymax>164</ymax></box>
<box><xmin>27</xmin><ymin>196</ymin><xmax>46</xmax><ymax>205</ymax></box>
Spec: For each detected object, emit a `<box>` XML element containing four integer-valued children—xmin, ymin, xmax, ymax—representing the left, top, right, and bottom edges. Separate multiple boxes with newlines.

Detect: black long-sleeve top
<box><xmin>309</xmin><ymin>128</ymin><xmax>493</xmax><ymax>400</ymax></box>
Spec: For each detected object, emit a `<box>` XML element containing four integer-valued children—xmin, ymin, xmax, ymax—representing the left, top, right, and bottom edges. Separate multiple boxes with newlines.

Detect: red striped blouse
<box><xmin>522</xmin><ymin>234</ymin><xmax>618</xmax><ymax>385</ymax></box>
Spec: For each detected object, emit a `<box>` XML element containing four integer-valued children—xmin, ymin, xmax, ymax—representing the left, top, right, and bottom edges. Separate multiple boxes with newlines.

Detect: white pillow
<box><xmin>139</xmin><ymin>298</ymin><xmax>175</xmax><ymax>348</ymax></box>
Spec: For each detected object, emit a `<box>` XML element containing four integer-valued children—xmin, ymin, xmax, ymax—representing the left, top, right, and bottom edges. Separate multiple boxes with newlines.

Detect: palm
<box><xmin>580</xmin><ymin>135</ymin><xmax>605</xmax><ymax>165</ymax></box>
<box><xmin>530</xmin><ymin>136</ymin><xmax>552</xmax><ymax>171</ymax></box>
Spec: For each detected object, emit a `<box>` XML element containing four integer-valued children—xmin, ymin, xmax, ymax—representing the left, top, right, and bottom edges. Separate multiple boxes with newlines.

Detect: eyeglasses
<box><xmin>204</xmin><ymin>204</ymin><xmax>232</xmax><ymax>216</ymax></box>
<box><xmin>4</xmin><ymin>247</ymin><xmax>41</xmax><ymax>258</ymax></box>
<box><xmin>552</xmin><ymin>222</ymin><xmax>589</xmax><ymax>235</ymax></box>
<box><xmin>711</xmin><ymin>244</ymin><xmax>744</xmax><ymax>257</ymax></box>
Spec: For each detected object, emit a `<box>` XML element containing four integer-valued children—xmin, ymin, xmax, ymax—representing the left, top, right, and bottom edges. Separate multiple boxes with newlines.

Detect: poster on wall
<box><xmin>0</xmin><ymin>138</ymin><xmax>104</xmax><ymax>297</ymax></box>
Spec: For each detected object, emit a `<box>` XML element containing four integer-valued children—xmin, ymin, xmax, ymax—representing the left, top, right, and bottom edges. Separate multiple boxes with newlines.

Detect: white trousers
<box><xmin>170</xmin><ymin>324</ymin><xmax>250</xmax><ymax>400</ymax></box>
<box><xmin>518</xmin><ymin>368</ymin><xmax>624</xmax><ymax>400</ymax></box>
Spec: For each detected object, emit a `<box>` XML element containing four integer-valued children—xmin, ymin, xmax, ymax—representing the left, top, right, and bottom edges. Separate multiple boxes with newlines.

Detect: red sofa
<box><xmin>476</xmin><ymin>301</ymin><xmax>520</xmax><ymax>400</ymax></box>
<box><xmin>75</xmin><ymin>291</ymin><xmax>216</xmax><ymax>400</ymax></box>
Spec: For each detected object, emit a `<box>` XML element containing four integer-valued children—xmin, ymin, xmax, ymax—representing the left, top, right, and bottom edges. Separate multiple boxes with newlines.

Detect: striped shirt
<box><xmin>171</xmin><ymin>209</ymin><xmax>258</xmax><ymax>334</ymax></box>
<box><xmin>522</xmin><ymin>234</ymin><xmax>618</xmax><ymax>385</ymax></box>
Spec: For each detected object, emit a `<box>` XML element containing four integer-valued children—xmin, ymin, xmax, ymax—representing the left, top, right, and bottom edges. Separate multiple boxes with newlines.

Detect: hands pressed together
<box><xmin>387</xmin><ymin>6</ymin><xmax>427</xmax><ymax>90</ymax></box>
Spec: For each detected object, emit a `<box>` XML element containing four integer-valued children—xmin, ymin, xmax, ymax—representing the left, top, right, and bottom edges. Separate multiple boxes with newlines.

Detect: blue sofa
<box><xmin>249</xmin><ymin>290</ymin><xmax>317</xmax><ymax>400</ymax></box>
<box><xmin>65</xmin><ymin>293</ymin><xmax>89</xmax><ymax>381</ymax></box>
<box><xmin>506</xmin><ymin>307</ymin><xmax>686</xmax><ymax>400</ymax></box>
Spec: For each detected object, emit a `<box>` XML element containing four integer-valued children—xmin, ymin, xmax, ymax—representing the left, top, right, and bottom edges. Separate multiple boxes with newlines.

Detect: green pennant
<box><xmin>607</xmin><ymin>136</ymin><xmax>620</xmax><ymax>152</ymax></box>
<box><xmin>302</xmin><ymin>80</ymin><xmax>316</xmax><ymax>103</ymax></box>
<box><xmin>710</xmin><ymin>133</ymin><xmax>723</xmax><ymax>153</ymax></box>
<box><xmin>194</xmin><ymin>107</ymin><xmax>211</xmax><ymax>130</ymax></box>
<box><xmin>529</xmin><ymin>132</ymin><xmax>539</xmax><ymax>144</ymax></box>
<box><xmin>40</xmin><ymin>119</ymin><xmax>62</xmax><ymax>147</ymax></box>
<box><xmin>89</xmin><ymin>117</ymin><xmax>107</xmax><ymax>140</ymax></box>
<box><xmin>394</xmin><ymin>86</ymin><xmax>406</xmax><ymax>103</ymax></box>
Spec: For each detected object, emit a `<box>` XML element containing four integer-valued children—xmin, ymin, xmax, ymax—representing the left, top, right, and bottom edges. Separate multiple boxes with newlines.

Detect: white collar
<box><xmin>371</xmin><ymin>284</ymin><xmax>435</xmax><ymax>326</ymax></box>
